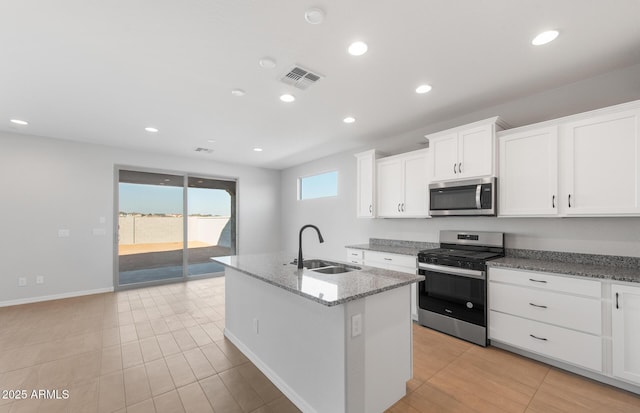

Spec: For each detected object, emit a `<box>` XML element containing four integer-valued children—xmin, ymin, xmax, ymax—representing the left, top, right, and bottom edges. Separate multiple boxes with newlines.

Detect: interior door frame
<box><xmin>113</xmin><ymin>165</ymin><xmax>238</xmax><ymax>291</ymax></box>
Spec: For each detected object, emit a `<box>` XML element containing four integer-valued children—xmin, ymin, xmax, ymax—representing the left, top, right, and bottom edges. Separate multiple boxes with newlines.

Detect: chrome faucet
<box><xmin>297</xmin><ymin>225</ymin><xmax>324</xmax><ymax>269</ymax></box>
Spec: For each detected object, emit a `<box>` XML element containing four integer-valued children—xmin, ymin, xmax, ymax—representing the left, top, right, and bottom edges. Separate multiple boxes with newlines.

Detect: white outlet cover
<box><xmin>351</xmin><ymin>314</ymin><xmax>362</xmax><ymax>337</ymax></box>
<box><xmin>18</xmin><ymin>277</ymin><xmax>27</xmax><ymax>286</ymax></box>
<box><xmin>36</xmin><ymin>276</ymin><xmax>44</xmax><ymax>284</ymax></box>
<box><xmin>58</xmin><ymin>229</ymin><xmax>70</xmax><ymax>237</ymax></box>
<box><xmin>99</xmin><ymin>216</ymin><xmax>106</xmax><ymax>224</ymax></box>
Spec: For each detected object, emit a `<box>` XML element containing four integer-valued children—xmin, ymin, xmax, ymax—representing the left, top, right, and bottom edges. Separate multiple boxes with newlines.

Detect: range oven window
<box><xmin>430</xmin><ymin>184</ymin><xmax>478</xmax><ymax>210</ymax></box>
<box><xmin>418</xmin><ymin>269</ymin><xmax>486</xmax><ymax>327</ymax></box>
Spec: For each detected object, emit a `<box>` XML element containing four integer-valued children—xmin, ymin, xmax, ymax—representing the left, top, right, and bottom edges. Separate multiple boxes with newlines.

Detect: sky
<box><xmin>300</xmin><ymin>171</ymin><xmax>338</xmax><ymax>200</ymax></box>
<box><xmin>119</xmin><ymin>183</ymin><xmax>231</xmax><ymax>216</ymax></box>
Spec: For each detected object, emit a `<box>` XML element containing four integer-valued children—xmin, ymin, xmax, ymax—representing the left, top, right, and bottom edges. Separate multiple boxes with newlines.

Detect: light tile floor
<box><xmin>2</xmin><ymin>277</ymin><xmax>639</xmax><ymax>413</ymax></box>
<box><xmin>0</xmin><ymin>277</ymin><xmax>298</xmax><ymax>413</ymax></box>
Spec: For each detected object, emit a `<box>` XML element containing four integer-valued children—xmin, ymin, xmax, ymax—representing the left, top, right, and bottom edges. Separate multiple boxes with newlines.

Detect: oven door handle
<box><xmin>418</xmin><ymin>263</ymin><xmax>485</xmax><ymax>280</ymax></box>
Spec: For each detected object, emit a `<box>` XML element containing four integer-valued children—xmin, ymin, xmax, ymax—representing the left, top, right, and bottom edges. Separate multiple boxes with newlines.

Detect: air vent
<box><xmin>280</xmin><ymin>65</ymin><xmax>324</xmax><ymax>90</ymax></box>
<box><xmin>194</xmin><ymin>147</ymin><xmax>214</xmax><ymax>154</ymax></box>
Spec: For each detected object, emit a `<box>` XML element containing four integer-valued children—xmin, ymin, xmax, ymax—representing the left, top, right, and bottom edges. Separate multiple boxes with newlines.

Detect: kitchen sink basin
<box><xmin>291</xmin><ymin>259</ymin><xmax>361</xmax><ymax>274</ymax></box>
<box><xmin>311</xmin><ymin>265</ymin><xmax>358</xmax><ymax>274</ymax></box>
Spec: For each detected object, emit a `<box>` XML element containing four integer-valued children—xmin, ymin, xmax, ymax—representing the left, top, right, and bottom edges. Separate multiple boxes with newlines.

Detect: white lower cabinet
<box><xmin>347</xmin><ymin>249</ymin><xmax>418</xmax><ymax>320</ymax></box>
<box><xmin>489</xmin><ymin>268</ymin><xmax>603</xmax><ymax>372</ymax></box>
<box><xmin>612</xmin><ymin>283</ymin><xmax>640</xmax><ymax>386</ymax></box>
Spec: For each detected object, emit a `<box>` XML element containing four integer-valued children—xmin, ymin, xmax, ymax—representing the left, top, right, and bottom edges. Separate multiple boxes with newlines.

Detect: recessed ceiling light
<box><xmin>259</xmin><ymin>58</ymin><xmax>276</xmax><ymax>69</ymax></box>
<box><xmin>280</xmin><ymin>94</ymin><xmax>295</xmax><ymax>103</ymax></box>
<box><xmin>343</xmin><ymin>116</ymin><xmax>356</xmax><ymax>124</ymax></box>
<box><xmin>415</xmin><ymin>84</ymin><xmax>432</xmax><ymax>94</ymax></box>
<box><xmin>231</xmin><ymin>89</ymin><xmax>246</xmax><ymax>97</ymax></box>
<box><xmin>304</xmin><ymin>8</ymin><xmax>325</xmax><ymax>24</ymax></box>
<box><xmin>348</xmin><ymin>41</ymin><xmax>368</xmax><ymax>56</ymax></box>
<box><xmin>253</xmin><ymin>147</ymin><xmax>263</xmax><ymax>152</ymax></box>
<box><xmin>10</xmin><ymin>119</ymin><xmax>29</xmax><ymax>126</ymax></box>
<box><xmin>532</xmin><ymin>30</ymin><xmax>559</xmax><ymax>46</ymax></box>
<box><xmin>145</xmin><ymin>127</ymin><xmax>159</xmax><ymax>133</ymax></box>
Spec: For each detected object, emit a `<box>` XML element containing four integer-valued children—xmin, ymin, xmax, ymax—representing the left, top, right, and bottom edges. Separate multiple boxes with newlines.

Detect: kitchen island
<box><xmin>212</xmin><ymin>253</ymin><xmax>423</xmax><ymax>413</ymax></box>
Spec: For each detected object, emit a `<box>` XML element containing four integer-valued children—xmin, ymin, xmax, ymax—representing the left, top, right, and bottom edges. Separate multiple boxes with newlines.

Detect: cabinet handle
<box><xmin>453</xmin><ymin>163</ymin><xmax>457</xmax><ymax>174</ymax></box>
<box><xmin>402</xmin><ymin>203</ymin><xmax>405</xmax><ymax>212</ymax></box>
<box><xmin>397</xmin><ymin>203</ymin><xmax>401</xmax><ymax>212</ymax></box>
<box><xmin>529</xmin><ymin>334</ymin><xmax>548</xmax><ymax>341</ymax></box>
<box><xmin>458</xmin><ymin>162</ymin><xmax>462</xmax><ymax>173</ymax></box>
<box><xmin>529</xmin><ymin>302</ymin><xmax>548</xmax><ymax>309</ymax></box>
<box><xmin>351</xmin><ymin>253</ymin><xmax>359</xmax><ymax>256</ymax></box>
<box><xmin>384</xmin><ymin>258</ymin><xmax>392</xmax><ymax>261</ymax></box>
<box><xmin>616</xmin><ymin>292</ymin><xmax>619</xmax><ymax>309</ymax></box>
<box><xmin>369</xmin><ymin>204</ymin><xmax>372</xmax><ymax>213</ymax></box>
<box><xmin>528</xmin><ymin>278</ymin><xmax>547</xmax><ymax>284</ymax></box>
<box><xmin>552</xmin><ymin>195</ymin><xmax>555</xmax><ymax>208</ymax></box>
<box><xmin>568</xmin><ymin>194</ymin><xmax>572</xmax><ymax>208</ymax></box>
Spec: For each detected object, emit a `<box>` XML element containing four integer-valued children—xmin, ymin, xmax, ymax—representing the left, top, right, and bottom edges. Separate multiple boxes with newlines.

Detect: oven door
<box><xmin>418</xmin><ymin>263</ymin><xmax>486</xmax><ymax>327</ymax></box>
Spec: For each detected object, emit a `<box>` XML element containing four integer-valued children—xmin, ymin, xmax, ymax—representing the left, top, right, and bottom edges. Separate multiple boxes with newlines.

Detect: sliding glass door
<box><xmin>116</xmin><ymin>168</ymin><xmax>236</xmax><ymax>288</ymax></box>
<box><xmin>187</xmin><ymin>176</ymin><xmax>236</xmax><ymax>277</ymax></box>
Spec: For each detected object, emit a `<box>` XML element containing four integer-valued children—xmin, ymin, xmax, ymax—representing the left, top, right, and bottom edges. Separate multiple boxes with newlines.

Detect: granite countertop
<box><xmin>488</xmin><ymin>257</ymin><xmax>640</xmax><ymax>284</ymax></box>
<box><xmin>212</xmin><ymin>253</ymin><xmax>424</xmax><ymax>307</ymax></box>
<box><xmin>346</xmin><ymin>239</ymin><xmax>439</xmax><ymax>256</ymax></box>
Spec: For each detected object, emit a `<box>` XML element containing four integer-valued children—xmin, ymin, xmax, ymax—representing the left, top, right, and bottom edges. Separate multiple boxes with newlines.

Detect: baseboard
<box><xmin>224</xmin><ymin>329</ymin><xmax>317</xmax><ymax>413</ymax></box>
<box><xmin>0</xmin><ymin>287</ymin><xmax>114</xmax><ymax>308</ymax></box>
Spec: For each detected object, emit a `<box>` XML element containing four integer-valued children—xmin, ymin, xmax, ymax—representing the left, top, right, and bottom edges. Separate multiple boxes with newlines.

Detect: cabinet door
<box><xmin>499</xmin><ymin>127</ymin><xmax>558</xmax><ymax>216</ymax></box>
<box><xmin>376</xmin><ymin>158</ymin><xmax>403</xmax><ymax>217</ymax></box>
<box><xmin>612</xmin><ymin>284</ymin><xmax>640</xmax><ymax>385</ymax></box>
<box><xmin>401</xmin><ymin>151</ymin><xmax>429</xmax><ymax>217</ymax></box>
<box><xmin>430</xmin><ymin>132</ymin><xmax>458</xmax><ymax>181</ymax></box>
<box><xmin>356</xmin><ymin>151</ymin><xmax>375</xmax><ymax>217</ymax></box>
<box><xmin>458</xmin><ymin>124</ymin><xmax>494</xmax><ymax>178</ymax></box>
<box><xmin>562</xmin><ymin>109</ymin><xmax>640</xmax><ymax>215</ymax></box>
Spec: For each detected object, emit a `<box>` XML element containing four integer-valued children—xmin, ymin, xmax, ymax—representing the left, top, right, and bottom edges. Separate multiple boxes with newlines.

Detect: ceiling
<box><xmin>2</xmin><ymin>1</ymin><xmax>640</xmax><ymax>170</ymax></box>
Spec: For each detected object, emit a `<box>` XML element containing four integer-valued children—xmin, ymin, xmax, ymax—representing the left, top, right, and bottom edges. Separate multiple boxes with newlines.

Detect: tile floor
<box><xmin>1</xmin><ymin>277</ymin><xmax>639</xmax><ymax>413</ymax></box>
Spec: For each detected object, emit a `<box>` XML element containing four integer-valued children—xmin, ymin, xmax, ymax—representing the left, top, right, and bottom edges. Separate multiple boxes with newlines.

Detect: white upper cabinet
<box><xmin>561</xmin><ymin>108</ymin><xmax>640</xmax><ymax>216</ymax></box>
<box><xmin>498</xmin><ymin>100</ymin><xmax>640</xmax><ymax>217</ymax></box>
<box><xmin>498</xmin><ymin>126</ymin><xmax>559</xmax><ymax>217</ymax></box>
<box><xmin>376</xmin><ymin>149</ymin><xmax>429</xmax><ymax>218</ymax></box>
<box><xmin>428</xmin><ymin>118</ymin><xmax>505</xmax><ymax>182</ymax></box>
<box><xmin>354</xmin><ymin>150</ymin><xmax>379</xmax><ymax>218</ymax></box>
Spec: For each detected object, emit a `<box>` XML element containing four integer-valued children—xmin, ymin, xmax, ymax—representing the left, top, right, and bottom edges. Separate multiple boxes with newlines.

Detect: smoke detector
<box><xmin>280</xmin><ymin>65</ymin><xmax>324</xmax><ymax>90</ymax></box>
<box><xmin>305</xmin><ymin>8</ymin><xmax>325</xmax><ymax>24</ymax></box>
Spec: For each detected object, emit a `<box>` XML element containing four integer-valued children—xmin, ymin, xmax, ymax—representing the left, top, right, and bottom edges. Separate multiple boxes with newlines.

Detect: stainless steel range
<box><xmin>417</xmin><ymin>230</ymin><xmax>504</xmax><ymax>346</ymax></box>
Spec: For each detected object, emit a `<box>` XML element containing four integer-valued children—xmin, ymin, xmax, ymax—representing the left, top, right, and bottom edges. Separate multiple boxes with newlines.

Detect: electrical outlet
<box><xmin>58</xmin><ymin>229</ymin><xmax>70</xmax><ymax>237</ymax></box>
<box><xmin>351</xmin><ymin>313</ymin><xmax>362</xmax><ymax>337</ymax></box>
<box><xmin>18</xmin><ymin>277</ymin><xmax>27</xmax><ymax>287</ymax></box>
<box><xmin>36</xmin><ymin>276</ymin><xmax>44</xmax><ymax>284</ymax></box>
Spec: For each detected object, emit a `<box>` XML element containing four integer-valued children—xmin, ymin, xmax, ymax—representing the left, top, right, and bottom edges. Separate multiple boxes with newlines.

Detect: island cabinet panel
<box><xmin>612</xmin><ymin>283</ymin><xmax>640</xmax><ymax>386</ymax></box>
<box><xmin>224</xmin><ymin>267</ymin><xmax>413</xmax><ymax>413</ymax></box>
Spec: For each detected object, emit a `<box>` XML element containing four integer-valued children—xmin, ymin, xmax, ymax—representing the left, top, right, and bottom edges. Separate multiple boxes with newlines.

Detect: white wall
<box><xmin>280</xmin><ymin>148</ymin><xmax>640</xmax><ymax>262</ymax></box>
<box><xmin>0</xmin><ymin>132</ymin><xmax>281</xmax><ymax>305</ymax></box>
<box><xmin>280</xmin><ymin>67</ymin><xmax>640</xmax><ymax>262</ymax></box>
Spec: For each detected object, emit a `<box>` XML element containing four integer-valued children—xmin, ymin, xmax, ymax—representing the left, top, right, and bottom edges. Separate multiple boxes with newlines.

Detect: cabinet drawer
<box><xmin>346</xmin><ymin>249</ymin><xmax>364</xmax><ymax>260</ymax></box>
<box><xmin>490</xmin><ymin>311</ymin><xmax>602</xmax><ymax>372</ymax></box>
<box><xmin>490</xmin><ymin>282</ymin><xmax>601</xmax><ymax>335</ymax></box>
<box><xmin>365</xmin><ymin>251</ymin><xmax>416</xmax><ymax>269</ymax></box>
<box><xmin>489</xmin><ymin>267</ymin><xmax>601</xmax><ymax>298</ymax></box>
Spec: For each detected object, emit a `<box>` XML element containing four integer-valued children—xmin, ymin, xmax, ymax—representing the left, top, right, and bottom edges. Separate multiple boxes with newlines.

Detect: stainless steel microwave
<box><xmin>429</xmin><ymin>177</ymin><xmax>496</xmax><ymax>216</ymax></box>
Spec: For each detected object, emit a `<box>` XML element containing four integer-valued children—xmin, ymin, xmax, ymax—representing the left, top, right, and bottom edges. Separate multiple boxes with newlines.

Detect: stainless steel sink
<box><xmin>292</xmin><ymin>259</ymin><xmax>361</xmax><ymax>274</ymax></box>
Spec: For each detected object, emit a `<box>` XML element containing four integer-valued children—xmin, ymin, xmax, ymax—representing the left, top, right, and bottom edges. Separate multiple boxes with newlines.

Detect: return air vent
<box><xmin>194</xmin><ymin>147</ymin><xmax>214</xmax><ymax>154</ymax></box>
<box><xmin>280</xmin><ymin>65</ymin><xmax>324</xmax><ymax>90</ymax></box>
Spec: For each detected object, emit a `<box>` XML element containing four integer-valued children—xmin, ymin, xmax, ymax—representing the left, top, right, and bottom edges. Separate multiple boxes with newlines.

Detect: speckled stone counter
<box><xmin>489</xmin><ymin>250</ymin><xmax>640</xmax><ymax>283</ymax></box>
<box><xmin>345</xmin><ymin>238</ymin><xmax>439</xmax><ymax>256</ymax></box>
<box><xmin>212</xmin><ymin>253</ymin><xmax>424</xmax><ymax>306</ymax></box>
